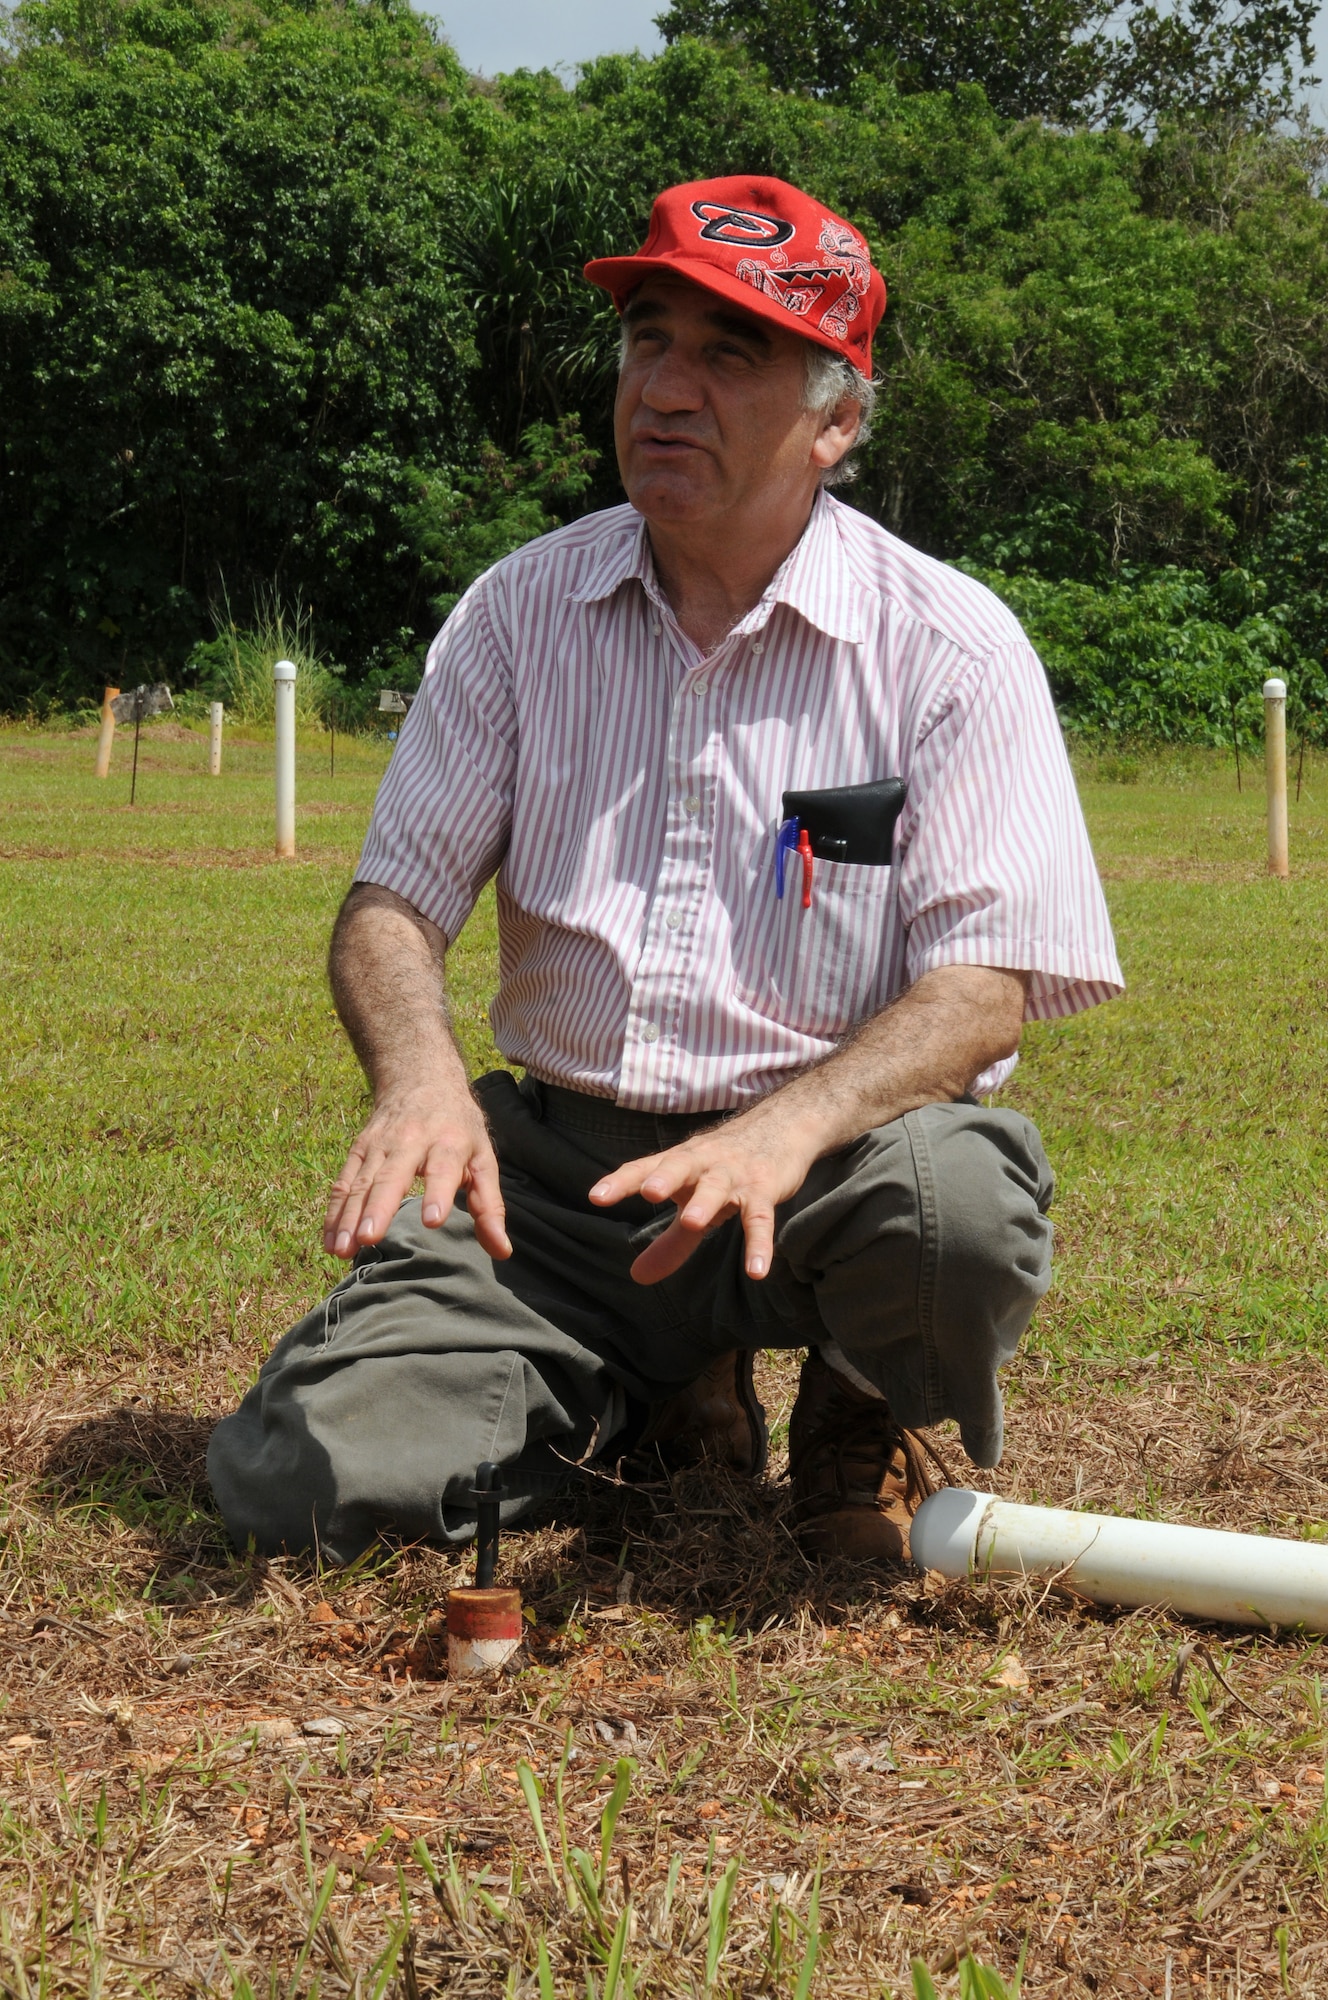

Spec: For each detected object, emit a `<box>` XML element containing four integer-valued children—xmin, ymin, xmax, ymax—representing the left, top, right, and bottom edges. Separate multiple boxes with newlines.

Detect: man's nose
<box><xmin>639</xmin><ymin>349</ymin><xmax>706</xmax><ymax>415</ymax></box>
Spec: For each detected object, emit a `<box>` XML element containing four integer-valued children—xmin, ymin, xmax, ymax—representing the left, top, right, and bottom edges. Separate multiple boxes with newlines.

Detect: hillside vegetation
<box><xmin>2</xmin><ymin>0</ymin><xmax>1327</xmax><ymax>737</ymax></box>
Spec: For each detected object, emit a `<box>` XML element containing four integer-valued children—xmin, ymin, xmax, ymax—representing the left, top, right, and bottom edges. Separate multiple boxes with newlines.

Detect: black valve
<box><xmin>468</xmin><ymin>1461</ymin><xmax>505</xmax><ymax>1588</ymax></box>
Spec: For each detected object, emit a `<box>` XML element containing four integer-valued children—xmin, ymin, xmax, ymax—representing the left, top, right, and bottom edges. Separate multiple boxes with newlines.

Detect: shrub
<box><xmin>188</xmin><ymin>594</ymin><xmax>341</xmax><ymax>727</ymax></box>
<box><xmin>967</xmin><ymin>563</ymin><xmax>1295</xmax><ymax>743</ymax></box>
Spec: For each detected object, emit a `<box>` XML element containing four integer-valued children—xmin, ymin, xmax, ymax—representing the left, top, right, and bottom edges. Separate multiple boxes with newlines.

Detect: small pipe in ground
<box><xmin>1264</xmin><ymin>677</ymin><xmax>1289</xmax><ymax>877</ymax></box>
<box><xmin>274</xmin><ymin>660</ymin><xmax>296</xmax><ymax>857</ymax></box>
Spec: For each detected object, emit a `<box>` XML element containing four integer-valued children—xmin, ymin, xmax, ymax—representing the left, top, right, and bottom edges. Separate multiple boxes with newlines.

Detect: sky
<box><xmin>431</xmin><ymin>0</ymin><xmax>1328</xmax><ymax>123</ymax></box>
<box><xmin>433</xmin><ymin>0</ymin><xmax>663</xmax><ymax>77</ymax></box>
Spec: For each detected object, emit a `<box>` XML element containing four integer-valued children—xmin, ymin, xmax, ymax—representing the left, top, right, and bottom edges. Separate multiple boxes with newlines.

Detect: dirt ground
<box><xmin>4</xmin><ymin>1343</ymin><xmax>1327</xmax><ymax>1998</ymax></box>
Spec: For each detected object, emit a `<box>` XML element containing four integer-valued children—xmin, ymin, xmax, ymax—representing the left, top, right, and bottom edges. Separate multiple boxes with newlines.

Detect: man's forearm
<box><xmin>329</xmin><ymin>883</ymin><xmax>467</xmax><ymax>1099</ymax></box>
<box><xmin>322</xmin><ymin>884</ymin><xmax>510</xmax><ymax>1259</ymax></box>
<box><xmin>754</xmin><ymin>964</ymin><xmax>1029</xmax><ymax>1158</ymax></box>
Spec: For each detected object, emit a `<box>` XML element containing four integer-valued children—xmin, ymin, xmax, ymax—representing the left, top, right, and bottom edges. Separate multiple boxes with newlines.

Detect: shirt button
<box><xmin>640</xmin><ymin>1022</ymin><xmax>660</xmax><ymax>1043</ymax></box>
<box><xmin>694</xmin><ymin>679</ymin><xmax>708</xmax><ymax>696</ymax></box>
<box><xmin>752</xmin><ymin>641</ymin><xmax>764</xmax><ymax>656</ymax></box>
<box><xmin>651</xmin><ymin>621</ymin><xmax>662</xmax><ymax>636</ymax></box>
<box><xmin>665</xmin><ymin>910</ymin><xmax>683</xmax><ymax>931</ymax></box>
<box><xmin>683</xmin><ymin>795</ymin><xmax>701</xmax><ymax>817</ymax></box>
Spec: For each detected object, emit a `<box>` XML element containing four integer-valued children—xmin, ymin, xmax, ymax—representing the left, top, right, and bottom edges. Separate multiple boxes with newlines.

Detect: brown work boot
<box><xmin>788</xmin><ymin>1349</ymin><xmax>936</xmax><ymax>1562</ymax></box>
<box><xmin>628</xmin><ymin>1350</ymin><xmax>768</xmax><ymax>1479</ymax></box>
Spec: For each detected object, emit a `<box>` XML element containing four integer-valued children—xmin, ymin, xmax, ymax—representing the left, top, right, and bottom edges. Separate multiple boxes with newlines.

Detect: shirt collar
<box><xmin>569</xmin><ymin>513</ymin><xmax>654</xmax><ymax>608</ymax></box>
<box><xmin>571</xmin><ymin>491</ymin><xmax>867</xmax><ymax>646</ymax></box>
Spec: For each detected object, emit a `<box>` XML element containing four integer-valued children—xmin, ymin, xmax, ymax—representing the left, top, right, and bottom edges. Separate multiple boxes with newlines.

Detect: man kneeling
<box><xmin>209</xmin><ymin>176</ymin><xmax>1122</xmax><ymax>1566</ymax></box>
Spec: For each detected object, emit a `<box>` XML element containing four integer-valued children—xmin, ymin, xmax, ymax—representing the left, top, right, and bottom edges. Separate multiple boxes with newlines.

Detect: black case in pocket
<box><xmin>781</xmin><ymin>777</ymin><xmax>907</xmax><ymax>865</ymax></box>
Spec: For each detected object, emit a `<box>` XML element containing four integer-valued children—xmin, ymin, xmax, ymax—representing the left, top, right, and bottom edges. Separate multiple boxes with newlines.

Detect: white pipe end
<box><xmin>910</xmin><ymin>1487</ymin><xmax>993</xmax><ymax>1577</ymax></box>
<box><xmin>274</xmin><ymin>659</ymin><xmax>297</xmax><ymax>682</ymax></box>
<box><xmin>1263</xmin><ymin>678</ymin><xmax>1287</xmax><ymax>699</ymax></box>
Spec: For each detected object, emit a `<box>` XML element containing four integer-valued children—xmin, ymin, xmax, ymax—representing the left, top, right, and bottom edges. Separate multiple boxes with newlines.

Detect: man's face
<box><xmin>614</xmin><ymin>276</ymin><xmax>855</xmax><ymax>526</ymax></box>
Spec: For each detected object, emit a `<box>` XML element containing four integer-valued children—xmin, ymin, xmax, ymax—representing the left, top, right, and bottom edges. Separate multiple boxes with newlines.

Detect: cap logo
<box><xmin>691</xmin><ymin>200</ymin><xmax>795</xmax><ymax>248</ymax></box>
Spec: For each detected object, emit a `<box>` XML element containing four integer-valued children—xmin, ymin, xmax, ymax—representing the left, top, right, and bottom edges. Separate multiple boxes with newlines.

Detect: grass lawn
<box><xmin>3</xmin><ymin>720</ymin><xmax>1328</xmax><ymax>1997</ymax></box>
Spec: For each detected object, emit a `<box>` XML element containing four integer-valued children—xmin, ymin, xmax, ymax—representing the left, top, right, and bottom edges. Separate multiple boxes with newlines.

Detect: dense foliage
<box><xmin>656</xmin><ymin>0</ymin><xmax>1320</xmax><ymax>126</ymax></box>
<box><xmin>2</xmin><ymin>0</ymin><xmax>1327</xmax><ymax>736</ymax></box>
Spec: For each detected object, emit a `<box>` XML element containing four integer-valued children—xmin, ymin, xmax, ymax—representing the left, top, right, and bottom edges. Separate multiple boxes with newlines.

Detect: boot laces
<box><xmin>790</xmin><ymin>1392</ymin><xmax>940</xmax><ymax>1512</ymax></box>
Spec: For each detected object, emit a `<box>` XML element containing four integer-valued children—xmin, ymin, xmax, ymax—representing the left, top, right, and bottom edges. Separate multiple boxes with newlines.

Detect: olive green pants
<box><xmin>208</xmin><ymin>1072</ymin><xmax>1054</xmax><ymax>1563</ymax></box>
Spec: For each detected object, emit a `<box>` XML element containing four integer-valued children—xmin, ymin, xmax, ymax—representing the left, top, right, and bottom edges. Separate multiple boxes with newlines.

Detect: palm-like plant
<box><xmin>442</xmin><ymin>168</ymin><xmax>641</xmax><ymax>454</ymax></box>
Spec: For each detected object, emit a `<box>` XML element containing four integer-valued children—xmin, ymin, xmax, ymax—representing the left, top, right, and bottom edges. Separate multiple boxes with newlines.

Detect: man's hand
<box><xmin>323</xmin><ymin>1085</ymin><xmax>511</xmax><ymax>1261</ymax></box>
<box><xmin>589</xmin><ymin>1099</ymin><xmax>822</xmax><ymax>1284</ymax></box>
<box><xmin>324</xmin><ymin>882</ymin><xmax>512</xmax><ymax>1262</ymax></box>
<box><xmin>591</xmin><ymin>964</ymin><xmax>1028</xmax><ymax>1285</ymax></box>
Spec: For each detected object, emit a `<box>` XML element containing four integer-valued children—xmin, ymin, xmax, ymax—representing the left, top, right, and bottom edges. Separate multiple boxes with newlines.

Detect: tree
<box><xmin>654</xmin><ymin>0</ymin><xmax>1320</xmax><ymax>127</ymax></box>
<box><xmin>1254</xmin><ymin>441</ymin><xmax>1328</xmax><ymax>695</ymax></box>
<box><xmin>970</xmin><ymin>562</ymin><xmax>1290</xmax><ymax>740</ymax></box>
<box><xmin>0</xmin><ymin>0</ymin><xmax>474</xmax><ymax>705</ymax></box>
<box><xmin>5</xmin><ymin>11</ymin><xmax>1328</xmax><ymax>720</ymax></box>
<box><xmin>441</xmin><ymin>167</ymin><xmax>634</xmax><ymax>456</ymax></box>
<box><xmin>1103</xmin><ymin>0</ymin><xmax>1319</xmax><ymax>127</ymax></box>
<box><xmin>654</xmin><ymin>0</ymin><xmax>1111</xmax><ymax>120</ymax></box>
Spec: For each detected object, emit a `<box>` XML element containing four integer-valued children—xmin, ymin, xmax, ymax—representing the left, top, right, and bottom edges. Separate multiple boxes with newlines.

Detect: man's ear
<box><xmin>810</xmin><ymin>394</ymin><xmax>863</xmax><ymax>474</ymax></box>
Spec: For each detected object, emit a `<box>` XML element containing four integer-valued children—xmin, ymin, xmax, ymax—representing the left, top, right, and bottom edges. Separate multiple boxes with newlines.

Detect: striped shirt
<box><xmin>356</xmin><ymin>492</ymin><xmax>1122</xmax><ymax>1112</ymax></box>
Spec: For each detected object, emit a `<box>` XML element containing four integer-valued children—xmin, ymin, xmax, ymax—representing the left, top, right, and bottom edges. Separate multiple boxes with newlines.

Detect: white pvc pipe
<box><xmin>208</xmin><ymin>701</ymin><xmax>223</xmax><ymax>778</ymax></box>
<box><xmin>274</xmin><ymin>660</ymin><xmax>296</xmax><ymax>857</ymax></box>
<box><xmin>1264</xmin><ymin>676</ymin><xmax>1289</xmax><ymax>878</ymax></box>
<box><xmin>910</xmin><ymin>1488</ymin><xmax>1328</xmax><ymax>1633</ymax></box>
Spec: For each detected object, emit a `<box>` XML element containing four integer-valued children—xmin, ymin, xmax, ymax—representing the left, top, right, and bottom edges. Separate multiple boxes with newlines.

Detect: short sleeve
<box><xmin>353</xmin><ymin>578</ymin><xmax>517</xmax><ymax>942</ymax></box>
<box><xmin>898</xmin><ymin>641</ymin><xmax>1123</xmax><ymax>1021</ymax></box>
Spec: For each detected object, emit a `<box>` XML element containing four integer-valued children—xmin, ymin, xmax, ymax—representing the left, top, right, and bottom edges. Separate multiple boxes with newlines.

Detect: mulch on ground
<box><xmin>3</xmin><ymin>1348</ymin><xmax>1327</xmax><ymax>1996</ymax></box>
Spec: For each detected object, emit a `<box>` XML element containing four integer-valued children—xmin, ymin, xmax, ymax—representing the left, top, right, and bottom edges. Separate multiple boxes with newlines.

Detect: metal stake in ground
<box><xmin>274</xmin><ymin>659</ymin><xmax>296</xmax><ymax>857</ymax></box>
<box><xmin>1264</xmin><ymin>676</ymin><xmax>1289</xmax><ymax>877</ymax></box>
<box><xmin>109</xmin><ymin>683</ymin><xmax>173</xmax><ymax>805</ymax></box>
<box><xmin>209</xmin><ymin>702</ymin><xmax>223</xmax><ymax>777</ymax></box>
<box><xmin>444</xmin><ymin>1463</ymin><xmax>523</xmax><ymax>1678</ymax></box>
<box><xmin>472</xmin><ymin>1460</ymin><xmax>503</xmax><ymax>1587</ymax></box>
<box><xmin>378</xmin><ymin>687</ymin><xmax>409</xmax><ymax>749</ymax></box>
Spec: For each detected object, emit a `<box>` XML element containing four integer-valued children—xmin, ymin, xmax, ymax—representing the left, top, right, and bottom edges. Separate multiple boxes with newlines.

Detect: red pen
<box><xmin>797</xmin><ymin>828</ymin><xmax>814</xmax><ymax>909</ymax></box>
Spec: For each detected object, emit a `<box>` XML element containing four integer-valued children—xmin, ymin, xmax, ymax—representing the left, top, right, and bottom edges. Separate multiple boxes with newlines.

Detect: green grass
<box><xmin>1005</xmin><ymin>745</ymin><xmax>1328</xmax><ymax>1373</ymax></box>
<box><xmin>5</xmin><ymin>722</ymin><xmax>1328</xmax><ymax>1386</ymax></box>
<box><xmin>1</xmin><ymin>719</ymin><xmax>501</xmax><ymax>1390</ymax></box>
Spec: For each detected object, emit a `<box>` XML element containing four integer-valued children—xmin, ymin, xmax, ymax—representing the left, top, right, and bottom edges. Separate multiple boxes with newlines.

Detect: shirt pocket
<box><xmin>734</xmin><ymin>860</ymin><xmax>896</xmax><ymax>1040</ymax></box>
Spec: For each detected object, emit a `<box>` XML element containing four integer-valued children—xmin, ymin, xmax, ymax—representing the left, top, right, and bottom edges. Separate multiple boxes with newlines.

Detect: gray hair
<box><xmin>803</xmin><ymin>345</ymin><xmax>877</xmax><ymax>487</ymax></box>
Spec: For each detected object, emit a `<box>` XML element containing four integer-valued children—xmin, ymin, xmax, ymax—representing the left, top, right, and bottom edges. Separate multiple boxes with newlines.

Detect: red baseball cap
<box><xmin>584</xmin><ymin>175</ymin><xmax>885</xmax><ymax>380</ymax></box>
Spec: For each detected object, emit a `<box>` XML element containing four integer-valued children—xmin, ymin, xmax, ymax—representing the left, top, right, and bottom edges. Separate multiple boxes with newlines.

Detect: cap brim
<box><xmin>583</xmin><ymin>252</ymin><xmax>872</xmax><ymax>378</ymax></box>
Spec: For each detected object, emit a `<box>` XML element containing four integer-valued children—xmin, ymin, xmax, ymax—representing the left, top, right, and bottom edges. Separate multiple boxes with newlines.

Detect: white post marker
<box><xmin>274</xmin><ymin>659</ymin><xmax>296</xmax><ymax>858</ymax></box>
<box><xmin>1264</xmin><ymin>676</ymin><xmax>1289</xmax><ymax>878</ymax></box>
<box><xmin>94</xmin><ymin>684</ymin><xmax>119</xmax><ymax>779</ymax></box>
<box><xmin>910</xmin><ymin>1488</ymin><xmax>1328</xmax><ymax>1632</ymax></box>
<box><xmin>208</xmin><ymin>701</ymin><xmax>224</xmax><ymax>778</ymax></box>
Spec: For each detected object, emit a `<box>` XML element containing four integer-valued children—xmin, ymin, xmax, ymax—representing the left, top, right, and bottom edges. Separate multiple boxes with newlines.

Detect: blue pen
<box><xmin>774</xmin><ymin>816</ymin><xmax>800</xmax><ymax>899</ymax></box>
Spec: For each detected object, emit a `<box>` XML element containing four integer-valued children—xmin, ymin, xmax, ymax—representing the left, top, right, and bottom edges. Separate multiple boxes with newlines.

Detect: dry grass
<box><xmin>4</xmin><ymin>1347</ymin><xmax>1328</xmax><ymax>1997</ymax></box>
